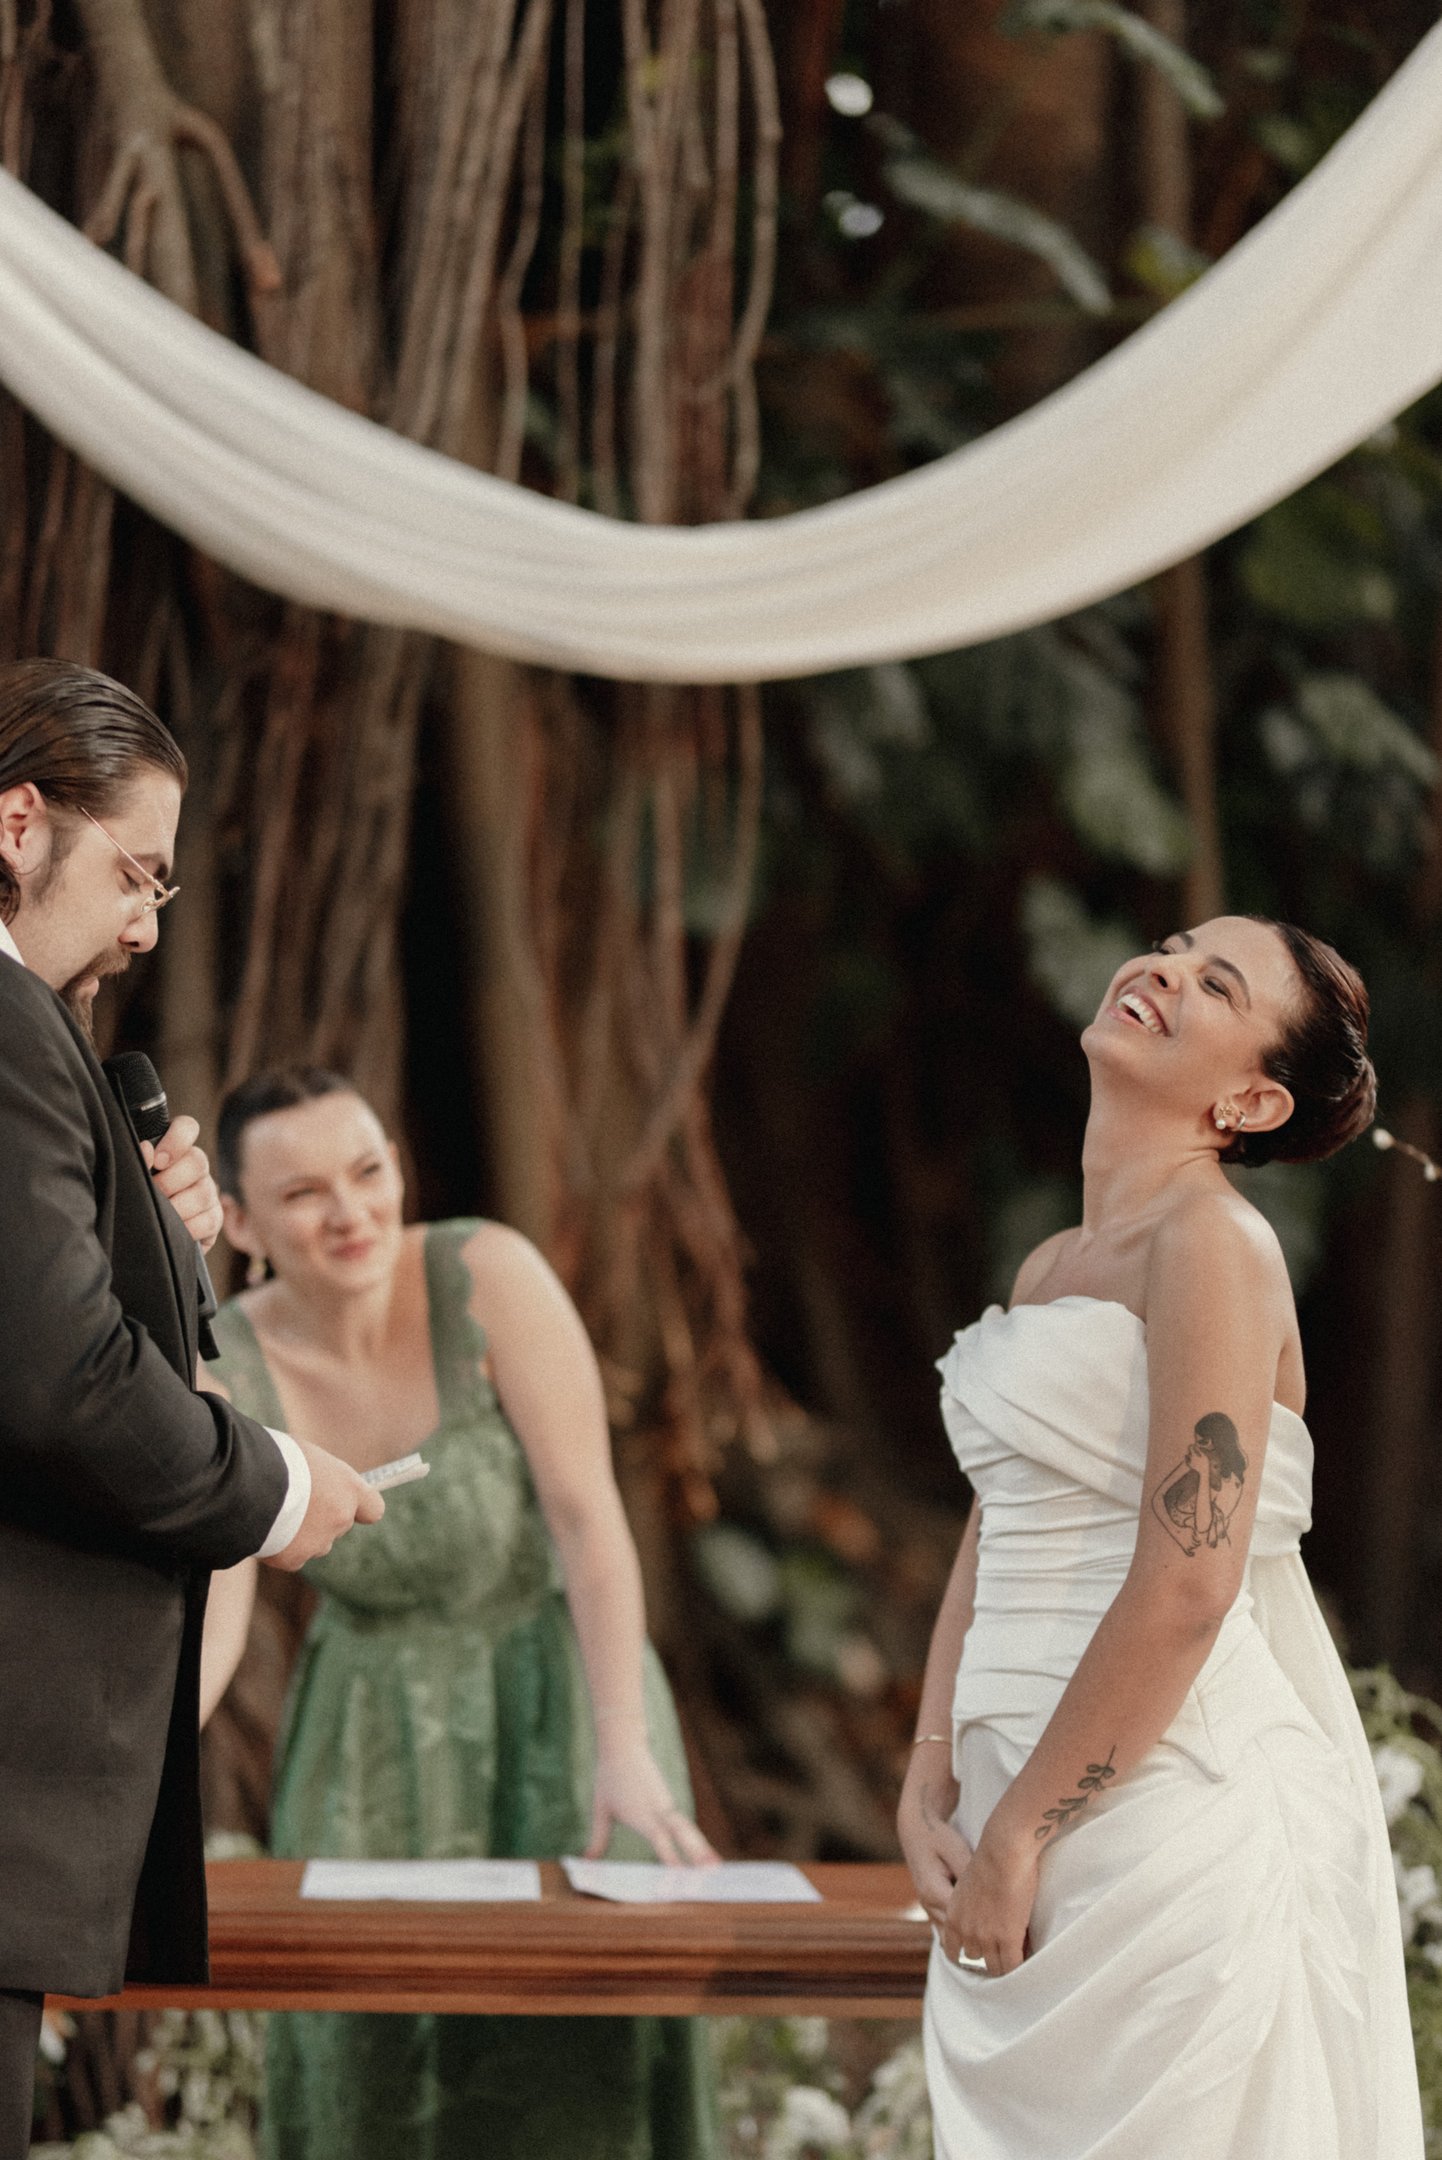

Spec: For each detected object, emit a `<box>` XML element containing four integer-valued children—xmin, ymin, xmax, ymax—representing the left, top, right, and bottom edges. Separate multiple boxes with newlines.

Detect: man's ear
<box><xmin>0</xmin><ymin>782</ymin><xmax>49</xmax><ymax>875</ymax></box>
<box><xmin>1238</xmin><ymin>1076</ymin><xmax>1295</xmax><ymax>1137</ymax></box>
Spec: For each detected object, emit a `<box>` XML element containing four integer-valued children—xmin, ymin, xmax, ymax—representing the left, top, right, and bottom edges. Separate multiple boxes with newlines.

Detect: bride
<box><xmin>900</xmin><ymin>916</ymin><xmax>1423</xmax><ymax>2159</ymax></box>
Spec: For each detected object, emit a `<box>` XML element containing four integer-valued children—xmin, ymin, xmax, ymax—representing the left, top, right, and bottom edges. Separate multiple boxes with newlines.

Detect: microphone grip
<box><xmin>104</xmin><ymin>1051</ymin><xmax>223</xmax><ymax>1360</ymax></box>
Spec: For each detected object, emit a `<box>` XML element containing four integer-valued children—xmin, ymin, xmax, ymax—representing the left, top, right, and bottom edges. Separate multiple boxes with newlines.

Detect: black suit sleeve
<box><xmin>0</xmin><ymin>975</ymin><xmax>287</xmax><ymax>1568</ymax></box>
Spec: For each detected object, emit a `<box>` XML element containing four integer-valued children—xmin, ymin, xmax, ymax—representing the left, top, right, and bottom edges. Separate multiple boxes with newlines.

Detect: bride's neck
<box><xmin>1079</xmin><ymin>1091</ymin><xmax>1221</xmax><ymax>1234</ymax></box>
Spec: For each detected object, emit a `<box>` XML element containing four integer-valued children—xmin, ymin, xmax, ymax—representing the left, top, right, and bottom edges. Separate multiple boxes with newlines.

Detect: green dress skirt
<box><xmin>210</xmin><ymin>1220</ymin><xmax>717</xmax><ymax>2160</ymax></box>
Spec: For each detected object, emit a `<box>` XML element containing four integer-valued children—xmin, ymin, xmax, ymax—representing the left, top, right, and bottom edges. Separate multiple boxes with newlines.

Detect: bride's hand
<box><xmin>585</xmin><ymin>1739</ymin><xmax>719</xmax><ymax>1867</ymax></box>
<box><xmin>898</xmin><ymin>1744</ymin><xmax>972</xmax><ymax>1930</ymax></box>
<box><xmin>940</xmin><ymin>1825</ymin><xmax>1039</xmax><ymax>1978</ymax></box>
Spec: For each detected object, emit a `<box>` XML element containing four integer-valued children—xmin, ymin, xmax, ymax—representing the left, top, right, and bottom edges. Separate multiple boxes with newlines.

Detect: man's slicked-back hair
<box><xmin>0</xmin><ymin>659</ymin><xmax>187</xmax><ymax>921</ymax></box>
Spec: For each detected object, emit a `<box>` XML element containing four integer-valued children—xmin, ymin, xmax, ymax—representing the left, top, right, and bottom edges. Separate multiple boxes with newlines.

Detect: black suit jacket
<box><xmin>0</xmin><ymin>953</ymin><xmax>288</xmax><ymax>1996</ymax></box>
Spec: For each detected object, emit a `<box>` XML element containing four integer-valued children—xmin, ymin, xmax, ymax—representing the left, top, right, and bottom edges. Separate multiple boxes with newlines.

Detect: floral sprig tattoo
<box><xmin>1035</xmin><ymin>1746</ymin><xmax>1118</xmax><ymax>1843</ymax></box>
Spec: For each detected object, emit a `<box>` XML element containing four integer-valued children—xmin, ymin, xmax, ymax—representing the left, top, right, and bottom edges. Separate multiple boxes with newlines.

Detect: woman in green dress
<box><xmin>198</xmin><ymin>1067</ymin><xmax>718</xmax><ymax>2160</ymax></box>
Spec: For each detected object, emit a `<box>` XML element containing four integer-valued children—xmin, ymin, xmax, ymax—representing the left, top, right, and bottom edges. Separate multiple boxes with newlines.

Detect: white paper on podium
<box><xmin>300</xmin><ymin>1858</ymin><xmax>543</xmax><ymax>1902</ymax></box>
<box><xmin>561</xmin><ymin>1859</ymin><xmax>822</xmax><ymax>1904</ymax></box>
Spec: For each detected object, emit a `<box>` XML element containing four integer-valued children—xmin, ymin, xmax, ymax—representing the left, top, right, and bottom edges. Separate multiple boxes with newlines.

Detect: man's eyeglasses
<box><xmin>81</xmin><ymin>809</ymin><xmax>179</xmax><ymax>916</ymax></box>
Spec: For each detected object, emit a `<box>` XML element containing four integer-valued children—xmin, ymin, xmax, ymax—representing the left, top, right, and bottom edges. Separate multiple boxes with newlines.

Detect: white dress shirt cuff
<box><xmin>254</xmin><ymin>1429</ymin><xmax>311</xmax><ymax>1559</ymax></box>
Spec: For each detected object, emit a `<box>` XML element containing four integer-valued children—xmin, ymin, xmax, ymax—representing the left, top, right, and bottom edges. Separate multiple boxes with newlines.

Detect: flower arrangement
<box><xmin>30</xmin><ymin>2002</ymin><xmax>264</xmax><ymax>2160</ymax></box>
<box><xmin>713</xmin><ymin>2015</ymin><xmax>932</xmax><ymax>2159</ymax></box>
<box><xmin>1352</xmin><ymin>1666</ymin><xmax>1442</xmax><ymax>2154</ymax></box>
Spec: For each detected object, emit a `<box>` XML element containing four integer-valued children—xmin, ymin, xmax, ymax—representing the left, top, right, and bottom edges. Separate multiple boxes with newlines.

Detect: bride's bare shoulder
<box><xmin>1148</xmin><ymin>1186</ymin><xmax>1289</xmax><ymax>1297</ymax></box>
<box><xmin>1009</xmin><ymin>1228</ymin><xmax>1080</xmax><ymax>1309</ymax></box>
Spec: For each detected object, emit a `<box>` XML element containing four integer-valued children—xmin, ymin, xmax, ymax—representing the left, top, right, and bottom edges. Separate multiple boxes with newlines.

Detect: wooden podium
<box><xmin>54</xmin><ymin>1861</ymin><xmax>930</xmax><ymax>2019</ymax></box>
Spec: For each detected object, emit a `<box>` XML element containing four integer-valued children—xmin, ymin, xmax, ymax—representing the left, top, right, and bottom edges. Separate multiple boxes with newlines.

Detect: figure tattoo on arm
<box><xmin>1150</xmin><ymin>1412</ymin><xmax>1248</xmax><ymax>1557</ymax></box>
<box><xmin>1036</xmin><ymin>1747</ymin><xmax>1118</xmax><ymax>1843</ymax></box>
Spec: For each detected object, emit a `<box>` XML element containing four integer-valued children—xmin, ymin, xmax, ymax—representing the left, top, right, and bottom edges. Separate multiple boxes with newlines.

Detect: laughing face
<box><xmin>220</xmin><ymin>1091</ymin><xmax>406</xmax><ymax>1300</ymax></box>
<box><xmin>1082</xmin><ymin>917</ymin><xmax>1302</xmax><ymax>1143</ymax></box>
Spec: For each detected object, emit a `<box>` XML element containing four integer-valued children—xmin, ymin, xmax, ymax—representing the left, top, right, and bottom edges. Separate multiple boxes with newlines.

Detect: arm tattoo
<box><xmin>1036</xmin><ymin>1747</ymin><xmax>1117</xmax><ymax>1842</ymax></box>
<box><xmin>1150</xmin><ymin>1411</ymin><xmax>1247</xmax><ymax>1558</ymax></box>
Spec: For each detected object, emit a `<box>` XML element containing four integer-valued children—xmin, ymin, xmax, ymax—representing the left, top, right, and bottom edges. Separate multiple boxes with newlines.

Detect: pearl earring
<box><xmin>246</xmin><ymin>1253</ymin><xmax>268</xmax><ymax>1288</ymax></box>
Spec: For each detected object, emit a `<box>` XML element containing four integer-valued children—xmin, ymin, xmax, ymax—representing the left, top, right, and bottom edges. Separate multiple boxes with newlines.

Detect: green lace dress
<box><xmin>209</xmin><ymin>1220</ymin><xmax>718</xmax><ymax>2160</ymax></box>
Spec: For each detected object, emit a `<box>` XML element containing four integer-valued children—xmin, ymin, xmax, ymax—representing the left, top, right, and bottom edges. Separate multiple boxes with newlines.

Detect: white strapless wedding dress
<box><xmin>923</xmin><ymin>1297</ymin><xmax>1422</xmax><ymax>2160</ymax></box>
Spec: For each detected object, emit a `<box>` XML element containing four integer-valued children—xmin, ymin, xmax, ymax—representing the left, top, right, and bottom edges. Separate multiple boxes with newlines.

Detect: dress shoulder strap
<box><xmin>422</xmin><ymin>1218</ymin><xmax>496</xmax><ymax>1416</ymax></box>
<box><xmin>208</xmin><ymin>1297</ymin><xmax>289</xmax><ymax>1430</ymax></box>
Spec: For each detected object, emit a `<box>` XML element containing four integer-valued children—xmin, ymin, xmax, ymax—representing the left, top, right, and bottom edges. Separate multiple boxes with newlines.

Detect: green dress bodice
<box><xmin>209</xmin><ymin>1220</ymin><xmax>716</xmax><ymax>2160</ymax></box>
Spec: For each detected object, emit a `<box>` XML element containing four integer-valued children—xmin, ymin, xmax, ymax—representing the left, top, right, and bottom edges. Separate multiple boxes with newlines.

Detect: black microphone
<box><xmin>105</xmin><ymin>1051</ymin><xmax>221</xmax><ymax>1360</ymax></box>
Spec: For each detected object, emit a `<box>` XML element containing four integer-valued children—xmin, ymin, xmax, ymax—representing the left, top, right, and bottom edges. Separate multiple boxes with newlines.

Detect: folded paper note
<box><xmin>561</xmin><ymin>1859</ymin><xmax>821</xmax><ymax>1903</ymax></box>
<box><xmin>300</xmin><ymin>1858</ymin><xmax>543</xmax><ymax>1902</ymax></box>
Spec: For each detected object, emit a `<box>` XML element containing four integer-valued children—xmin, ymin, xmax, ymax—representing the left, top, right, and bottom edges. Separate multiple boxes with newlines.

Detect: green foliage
<box><xmin>1241</xmin><ymin>487</ymin><xmax>1398</xmax><ymax>629</ymax></box>
<box><xmin>1038</xmin><ymin>637</ymin><xmax>1191</xmax><ymax>874</ymax></box>
<box><xmin>1352</xmin><ymin>1670</ymin><xmax>1442</xmax><ymax>2153</ymax></box>
<box><xmin>1019</xmin><ymin>877</ymin><xmax>1138</xmax><ymax>1029</ymax></box>
<box><xmin>882</xmin><ymin>156</ymin><xmax>1111</xmax><ymax>315</ymax></box>
<box><xmin>691</xmin><ymin>1521</ymin><xmax>887</xmax><ymax>1697</ymax></box>
<box><xmin>1122</xmin><ymin>224</ymin><xmax>1210</xmax><ymax>300</ymax></box>
<box><xmin>1289</xmin><ymin>675</ymin><xmax>1437</xmax><ymax>786</ymax></box>
<box><xmin>1004</xmin><ymin>0</ymin><xmax>1224</xmax><ymax>117</ymax></box>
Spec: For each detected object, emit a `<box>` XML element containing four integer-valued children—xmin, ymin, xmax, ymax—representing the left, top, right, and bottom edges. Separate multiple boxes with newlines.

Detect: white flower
<box><xmin>855</xmin><ymin>2036</ymin><xmax>934</xmax><ymax>2156</ymax></box>
<box><xmin>1373</xmin><ymin>1742</ymin><xmax>1426</xmax><ymax>1825</ymax></box>
<box><xmin>785</xmin><ymin>2018</ymin><xmax>831</xmax><ymax>2064</ymax></box>
<box><xmin>1393</xmin><ymin>1854</ymin><xmax>1442</xmax><ymax>1944</ymax></box>
<box><xmin>765</xmin><ymin>2084</ymin><xmax>854</xmax><ymax>2159</ymax></box>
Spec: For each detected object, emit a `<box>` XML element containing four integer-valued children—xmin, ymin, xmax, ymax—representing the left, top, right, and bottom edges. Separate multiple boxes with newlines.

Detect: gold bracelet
<box><xmin>912</xmin><ymin>1732</ymin><xmax>950</xmax><ymax>1747</ymax></box>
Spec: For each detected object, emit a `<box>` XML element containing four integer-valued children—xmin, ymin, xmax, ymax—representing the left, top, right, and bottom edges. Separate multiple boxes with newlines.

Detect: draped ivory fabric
<box><xmin>0</xmin><ymin>27</ymin><xmax>1439</xmax><ymax>680</ymax></box>
<box><xmin>925</xmin><ymin>1298</ymin><xmax>1421</xmax><ymax>2160</ymax></box>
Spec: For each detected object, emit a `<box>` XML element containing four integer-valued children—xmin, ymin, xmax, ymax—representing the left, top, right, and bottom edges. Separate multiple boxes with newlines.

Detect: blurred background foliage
<box><xmin>669</xmin><ymin>0</ymin><xmax>1442</xmax><ymax>1850</ymax></box>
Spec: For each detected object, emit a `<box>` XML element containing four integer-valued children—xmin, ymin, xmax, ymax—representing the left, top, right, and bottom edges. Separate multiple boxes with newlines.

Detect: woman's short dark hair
<box><xmin>217</xmin><ymin>1068</ymin><xmax>359</xmax><ymax>1195</ymax></box>
<box><xmin>0</xmin><ymin>659</ymin><xmax>187</xmax><ymax>921</ymax></box>
<box><xmin>1223</xmin><ymin>921</ymin><xmax>1377</xmax><ymax>1169</ymax></box>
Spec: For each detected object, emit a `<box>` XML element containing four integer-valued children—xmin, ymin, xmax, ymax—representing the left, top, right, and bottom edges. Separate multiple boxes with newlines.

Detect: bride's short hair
<box><xmin>1223</xmin><ymin>922</ymin><xmax>1376</xmax><ymax>1169</ymax></box>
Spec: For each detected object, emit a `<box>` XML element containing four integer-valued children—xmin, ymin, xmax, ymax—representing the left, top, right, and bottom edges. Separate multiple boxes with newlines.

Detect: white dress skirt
<box><xmin>924</xmin><ymin>1297</ymin><xmax>1423</xmax><ymax>2160</ymax></box>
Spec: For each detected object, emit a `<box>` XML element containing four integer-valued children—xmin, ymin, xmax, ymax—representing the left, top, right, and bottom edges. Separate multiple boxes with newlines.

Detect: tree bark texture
<box><xmin>1139</xmin><ymin>0</ymin><xmax>1224</xmax><ymax>924</ymax></box>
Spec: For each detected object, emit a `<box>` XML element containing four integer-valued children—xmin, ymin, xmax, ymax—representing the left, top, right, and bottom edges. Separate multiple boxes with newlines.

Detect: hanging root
<box><xmin>75</xmin><ymin>0</ymin><xmax>279</xmax><ymax>311</ymax></box>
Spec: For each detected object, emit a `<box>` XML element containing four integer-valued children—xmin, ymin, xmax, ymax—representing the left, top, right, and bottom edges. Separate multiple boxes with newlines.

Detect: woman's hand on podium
<box><xmin>584</xmin><ymin>1736</ymin><xmax>719</xmax><ymax>1868</ymax></box>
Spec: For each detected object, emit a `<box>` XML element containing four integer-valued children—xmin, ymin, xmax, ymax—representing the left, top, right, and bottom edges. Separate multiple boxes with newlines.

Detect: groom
<box><xmin>0</xmin><ymin>659</ymin><xmax>383</xmax><ymax>2155</ymax></box>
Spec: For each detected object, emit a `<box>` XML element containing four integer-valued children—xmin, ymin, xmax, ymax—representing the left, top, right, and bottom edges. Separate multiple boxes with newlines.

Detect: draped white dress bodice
<box><xmin>923</xmin><ymin>1297</ymin><xmax>1422</xmax><ymax>2160</ymax></box>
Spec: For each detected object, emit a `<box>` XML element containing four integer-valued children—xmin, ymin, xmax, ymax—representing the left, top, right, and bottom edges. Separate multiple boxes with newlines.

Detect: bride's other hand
<box><xmin>585</xmin><ymin>1736</ymin><xmax>719</xmax><ymax>1867</ymax></box>
<box><xmin>940</xmin><ymin>1826</ymin><xmax>1039</xmax><ymax>1978</ymax></box>
<box><xmin>899</xmin><ymin>1743</ymin><xmax>971</xmax><ymax>1930</ymax></box>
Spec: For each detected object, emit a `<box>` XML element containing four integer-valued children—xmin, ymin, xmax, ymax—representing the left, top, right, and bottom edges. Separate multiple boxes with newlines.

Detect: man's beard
<box><xmin>61</xmin><ymin>948</ymin><xmax>130</xmax><ymax>1039</ymax></box>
